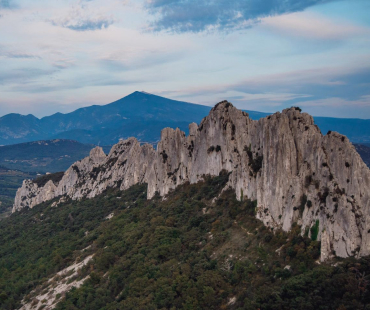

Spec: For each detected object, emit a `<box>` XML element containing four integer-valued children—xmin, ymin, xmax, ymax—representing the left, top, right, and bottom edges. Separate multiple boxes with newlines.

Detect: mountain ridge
<box><xmin>13</xmin><ymin>101</ymin><xmax>370</xmax><ymax>262</ymax></box>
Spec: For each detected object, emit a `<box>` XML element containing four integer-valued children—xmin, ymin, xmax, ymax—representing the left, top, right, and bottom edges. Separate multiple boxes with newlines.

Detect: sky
<box><xmin>0</xmin><ymin>0</ymin><xmax>369</xmax><ymax>118</ymax></box>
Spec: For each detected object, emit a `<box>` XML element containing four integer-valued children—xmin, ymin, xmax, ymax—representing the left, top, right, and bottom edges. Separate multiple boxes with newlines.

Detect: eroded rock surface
<box><xmin>13</xmin><ymin>102</ymin><xmax>370</xmax><ymax>260</ymax></box>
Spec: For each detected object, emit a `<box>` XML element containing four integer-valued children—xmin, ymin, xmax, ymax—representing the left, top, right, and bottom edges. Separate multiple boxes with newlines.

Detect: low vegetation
<box><xmin>0</xmin><ymin>173</ymin><xmax>369</xmax><ymax>309</ymax></box>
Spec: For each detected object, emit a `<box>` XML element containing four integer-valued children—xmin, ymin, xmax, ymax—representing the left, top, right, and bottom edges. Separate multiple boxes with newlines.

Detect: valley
<box><xmin>0</xmin><ymin>140</ymin><xmax>103</xmax><ymax>174</ymax></box>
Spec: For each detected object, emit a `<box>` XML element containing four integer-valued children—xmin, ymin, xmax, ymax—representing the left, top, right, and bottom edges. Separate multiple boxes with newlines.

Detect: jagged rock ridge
<box><xmin>13</xmin><ymin>102</ymin><xmax>370</xmax><ymax>261</ymax></box>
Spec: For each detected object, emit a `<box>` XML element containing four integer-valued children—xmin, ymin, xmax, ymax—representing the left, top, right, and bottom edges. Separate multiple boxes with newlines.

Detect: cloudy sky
<box><xmin>0</xmin><ymin>0</ymin><xmax>369</xmax><ymax>118</ymax></box>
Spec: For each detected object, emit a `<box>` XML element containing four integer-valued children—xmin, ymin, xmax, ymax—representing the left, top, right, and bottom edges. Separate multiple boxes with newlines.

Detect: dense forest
<box><xmin>0</xmin><ymin>172</ymin><xmax>369</xmax><ymax>309</ymax></box>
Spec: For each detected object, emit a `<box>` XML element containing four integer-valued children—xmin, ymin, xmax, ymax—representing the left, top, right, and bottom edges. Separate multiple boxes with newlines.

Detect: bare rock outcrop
<box><xmin>13</xmin><ymin>102</ymin><xmax>370</xmax><ymax>260</ymax></box>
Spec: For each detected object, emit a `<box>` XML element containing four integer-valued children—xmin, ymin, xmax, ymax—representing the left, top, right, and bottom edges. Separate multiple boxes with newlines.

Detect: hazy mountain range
<box><xmin>0</xmin><ymin>92</ymin><xmax>210</xmax><ymax>146</ymax></box>
<box><xmin>2</xmin><ymin>91</ymin><xmax>370</xmax><ymax>146</ymax></box>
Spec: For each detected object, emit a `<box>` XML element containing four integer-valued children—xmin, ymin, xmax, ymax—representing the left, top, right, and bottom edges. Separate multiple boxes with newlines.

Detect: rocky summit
<box><xmin>13</xmin><ymin>101</ymin><xmax>370</xmax><ymax>261</ymax></box>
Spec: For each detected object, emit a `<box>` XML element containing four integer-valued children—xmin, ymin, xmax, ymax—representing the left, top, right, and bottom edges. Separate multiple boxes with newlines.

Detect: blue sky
<box><xmin>0</xmin><ymin>0</ymin><xmax>369</xmax><ymax>118</ymax></box>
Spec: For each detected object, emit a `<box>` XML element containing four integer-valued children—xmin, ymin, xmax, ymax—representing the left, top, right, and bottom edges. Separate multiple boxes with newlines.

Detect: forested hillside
<box><xmin>0</xmin><ymin>172</ymin><xmax>369</xmax><ymax>309</ymax></box>
<box><xmin>0</xmin><ymin>167</ymin><xmax>35</xmax><ymax>217</ymax></box>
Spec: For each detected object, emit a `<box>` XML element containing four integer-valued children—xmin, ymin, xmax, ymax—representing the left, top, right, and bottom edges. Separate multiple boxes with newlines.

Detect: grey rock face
<box><xmin>13</xmin><ymin>102</ymin><xmax>370</xmax><ymax>260</ymax></box>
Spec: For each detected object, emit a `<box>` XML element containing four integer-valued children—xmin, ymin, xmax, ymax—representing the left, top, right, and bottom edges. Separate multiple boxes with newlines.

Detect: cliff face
<box><xmin>13</xmin><ymin>102</ymin><xmax>370</xmax><ymax>260</ymax></box>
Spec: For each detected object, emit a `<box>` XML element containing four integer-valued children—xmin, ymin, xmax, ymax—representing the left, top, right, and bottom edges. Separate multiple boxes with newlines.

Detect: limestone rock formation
<box><xmin>13</xmin><ymin>102</ymin><xmax>370</xmax><ymax>261</ymax></box>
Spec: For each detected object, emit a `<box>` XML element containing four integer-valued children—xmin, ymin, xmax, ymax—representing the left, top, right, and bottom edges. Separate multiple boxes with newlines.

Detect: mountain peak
<box><xmin>139</xmin><ymin>91</ymin><xmax>154</xmax><ymax>95</ymax></box>
<box><xmin>212</xmin><ymin>100</ymin><xmax>234</xmax><ymax>111</ymax></box>
<box><xmin>126</xmin><ymin>91</ymin><xmax>157</xmax><ymax>98</ymax></box>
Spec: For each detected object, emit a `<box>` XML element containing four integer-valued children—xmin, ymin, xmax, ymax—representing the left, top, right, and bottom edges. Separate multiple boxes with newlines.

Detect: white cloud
<box><xmin>48</xmin><ymin>1</ymin><xmax>115</xmax><ymax>31</ymax></box>
<box><xmin>260</xmin><ymin>12</ymin><xmax>370</xmax><ymax>40</ymax></box>
<box><xmin>299</xmin><ymin>95</ymin><xmax>370</xmax><ymax>108</ymax></box>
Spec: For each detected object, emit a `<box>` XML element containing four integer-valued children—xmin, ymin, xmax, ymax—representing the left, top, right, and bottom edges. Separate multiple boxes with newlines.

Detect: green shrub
<box><xmin>310</xmin><ymin>220</ymin><xmax>320</xmax><ymax>241</ymax></box>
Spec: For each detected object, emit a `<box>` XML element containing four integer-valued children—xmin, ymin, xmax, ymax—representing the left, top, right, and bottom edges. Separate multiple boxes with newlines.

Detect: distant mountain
<box><xmin>0</xmin><ymin>92</ymin><xmax>211</xmax><ymax>145</ymax></box>
<box><xmin>314</xmin><ymin>117</ymin><xmax>370</xmax><ymax>144</ymax></box>
<box><xmin>0</xmin><ymin>139</ymin><xmax>96</xmax><ymax>173</ymax></box>
<box><xmin>1</xmin><ymin>91</ymin><xmax>370</xmax><ymax>145</ymax></box>
<box><xmin>0</xmin><ymin>113</ymin><xmax>47</xmax><ymax>144</ymax></box>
